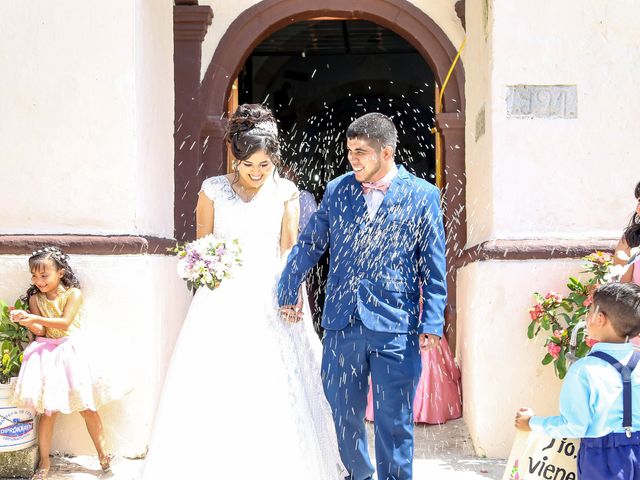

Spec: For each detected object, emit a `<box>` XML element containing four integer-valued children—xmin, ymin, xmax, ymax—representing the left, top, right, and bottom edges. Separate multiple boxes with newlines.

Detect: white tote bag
<box><xmin>502</xmin><ymin>431</ymin><xmax>579</xmax><ymax>480</ymax></box>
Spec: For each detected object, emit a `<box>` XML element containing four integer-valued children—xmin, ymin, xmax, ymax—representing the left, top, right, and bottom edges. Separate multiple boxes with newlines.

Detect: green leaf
<box><xmin>568</xmin><ymin>293</ymin><xmax>586</xmax><ymax>306</ymax></box>
<box><xmin>527</xmin><ymin>322</ymin><xmax>537</xmax><ymax>339</ymax></box>
<box><xmin>558</xmin><ymin>313</ymin><xmax>572</xmax><ymax>326</ymax></box>
<box><xmin>567</xmin><ymin>277</ymin><xmax>581</xmax><ymax>292</ymax></box>
<box><xmin>540</xmin><ymin>314</ymin><xmax>551</xmax><ymax>330</ymax></box>
<box><xmin>555</xmin><ymin>350</ymin><xmax>568</xmax><ymax>379</ymax></box>
<box><xmin>560</xmin><ymin>301</ymin><xmax>574</xmax><ymax>312</ymax></box>
<box><xmin>575</xmin><ymin>306</ymin><xmax>589</xmax><ymax>317</ymax></box>
<box><xmin>542</xmin><ymin>353</ymin><xmax>554</xmax><ymax>365</ymax></box>
<box><xmin>576</xmin><ymin>341</ymin><xmax>590</xmax><ymax>358</ymax></box>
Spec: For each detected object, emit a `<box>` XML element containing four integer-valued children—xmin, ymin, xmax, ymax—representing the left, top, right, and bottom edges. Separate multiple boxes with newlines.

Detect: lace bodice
<box><xmin>200</xmin><ymin>174</ymin><xmax>298</xmax><ymax>275</ymax></box>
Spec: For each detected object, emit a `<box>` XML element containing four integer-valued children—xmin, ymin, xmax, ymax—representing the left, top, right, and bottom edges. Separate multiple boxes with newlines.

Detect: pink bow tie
<box><xmin>361</xmin><ymin>180</ymin><xmax>391</xmax><ymax>195</ymax></box>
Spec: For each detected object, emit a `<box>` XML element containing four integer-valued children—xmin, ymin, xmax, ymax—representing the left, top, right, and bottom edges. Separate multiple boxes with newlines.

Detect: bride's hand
<box><xmin>280</xmin><ymin>305</ymin><xmax>303</xmax><ymax>323</ymax></box>
<box><xmin>280</xmin><ymin>291</ymin><xmax>304</xmax><ymax>323</ymax></box>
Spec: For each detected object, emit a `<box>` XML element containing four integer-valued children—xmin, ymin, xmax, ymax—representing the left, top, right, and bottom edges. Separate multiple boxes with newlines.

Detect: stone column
<box><xmin>174</xmin><ymin>3</ymin><xmax>212</xmax><ymax>240</ymax></box>
<box><xmin>202</xmin><ymin>115</ymin><xmax>228</xmax><ymax>180</ymax></box>
<box><xmin>436</xmin><ymin>112</ymin><xmax>466</xmax><ymax>349</ymax></box>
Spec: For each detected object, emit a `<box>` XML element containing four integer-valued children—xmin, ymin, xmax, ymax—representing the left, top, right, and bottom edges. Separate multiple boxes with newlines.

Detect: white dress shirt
<box><xmin>362</xmin><ymin>164</ymin><xmax>398</xmax><ymax>220</ymax></box>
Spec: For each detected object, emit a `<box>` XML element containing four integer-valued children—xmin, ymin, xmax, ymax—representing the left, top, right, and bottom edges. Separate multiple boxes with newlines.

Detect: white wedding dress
<box><xmin>142</xmin><ymin>174</ymin><xmax>344</xmax><ymax>480</ymax></box>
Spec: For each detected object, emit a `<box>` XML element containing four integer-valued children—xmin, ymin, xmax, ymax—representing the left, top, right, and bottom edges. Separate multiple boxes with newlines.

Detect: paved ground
<box><xmin>4</xmin><ymin>419</ymin><xmax>505</xmax><ymax>479</ymax></box>
<box><xmin>411</xmin><ymin>420</ymin><xmax>505</xmax><ymax>479</ymax></box>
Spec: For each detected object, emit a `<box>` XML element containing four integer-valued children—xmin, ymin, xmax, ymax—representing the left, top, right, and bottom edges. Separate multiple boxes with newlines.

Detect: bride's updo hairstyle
<box><xmin>225</xmin><ymin>104</ymin><xmax>281</xmax><ymax>167</ymax></box>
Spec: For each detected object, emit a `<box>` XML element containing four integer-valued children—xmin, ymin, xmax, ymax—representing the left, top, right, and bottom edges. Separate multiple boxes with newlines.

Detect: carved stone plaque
<box><xmin>506</xmin><ymin>85</ymin><xmax>577</xmax><ymax>119</ymax></box>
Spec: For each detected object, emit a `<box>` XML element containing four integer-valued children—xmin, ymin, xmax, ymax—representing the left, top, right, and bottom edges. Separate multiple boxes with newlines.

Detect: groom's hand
<box><xmin>419</xmin><ymin>333</ymin><xmax>440</xmax><ymax>352</ymax></box>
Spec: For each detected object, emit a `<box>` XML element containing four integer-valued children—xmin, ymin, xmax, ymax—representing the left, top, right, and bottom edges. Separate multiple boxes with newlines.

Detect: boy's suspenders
<box><xmin>589</xmin><ymin>350</ymin><xmax>640</xmax><ymax>438</ymax></box>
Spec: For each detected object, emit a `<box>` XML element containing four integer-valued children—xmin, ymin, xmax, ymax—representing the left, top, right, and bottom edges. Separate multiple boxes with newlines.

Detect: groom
<box><xmin>278</xmin><ymin>113</ymin><xmax>447</xmax><ymax>480</ymax></box>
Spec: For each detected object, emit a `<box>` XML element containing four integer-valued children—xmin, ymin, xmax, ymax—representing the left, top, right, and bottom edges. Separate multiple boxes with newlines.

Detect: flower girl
<box><xmin>10</xmin><ymin>246</ymin><xmax>121</xmax><ymax>479</ymax></box>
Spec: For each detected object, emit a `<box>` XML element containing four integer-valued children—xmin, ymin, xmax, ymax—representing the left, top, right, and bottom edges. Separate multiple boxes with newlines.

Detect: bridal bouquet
<box><xmin>170</xmin><ymin>235</ymin><xmax>242</xmax><ymax>291</ymax></box>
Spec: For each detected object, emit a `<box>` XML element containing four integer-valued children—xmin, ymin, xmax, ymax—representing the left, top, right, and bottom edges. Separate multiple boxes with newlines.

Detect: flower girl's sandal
<box><xmin>99</xmin><ymin>454</ymin><xmax>114</xmax><ymax>472</ymax></box>
<box><xmin>31</xmin><ymin>468</ymin><xmax>49</xmax><ymax>480</ymax></box>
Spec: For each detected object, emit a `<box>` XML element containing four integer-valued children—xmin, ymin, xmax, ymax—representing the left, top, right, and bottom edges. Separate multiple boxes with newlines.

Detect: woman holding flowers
<box><xmin>142</xmin><ymin>105</ymin><xmax>343</xmax><ymax>479</ymax></box>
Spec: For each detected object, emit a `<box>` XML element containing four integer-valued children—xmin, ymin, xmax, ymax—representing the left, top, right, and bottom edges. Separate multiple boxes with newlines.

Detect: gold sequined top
<box><xmin>34</xmin><ymin>287</ymin><xmax>82</xmax><ymax>338</ymax></box>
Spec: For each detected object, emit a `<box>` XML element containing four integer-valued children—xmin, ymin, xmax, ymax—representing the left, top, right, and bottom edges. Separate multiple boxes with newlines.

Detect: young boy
<box><xmin>515</xmin><ymin>282</ymin><xmax>640</xmax><ymax>479</ymax></box>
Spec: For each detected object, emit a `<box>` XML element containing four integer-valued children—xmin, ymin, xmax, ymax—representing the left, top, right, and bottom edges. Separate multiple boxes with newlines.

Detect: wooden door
<box><xmin>226</xmin><ymin>78</ymin><xmax>239</xmax><ymax>173</ymax></box>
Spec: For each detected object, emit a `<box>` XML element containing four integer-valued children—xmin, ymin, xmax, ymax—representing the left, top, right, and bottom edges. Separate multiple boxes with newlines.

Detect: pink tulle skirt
<box><xmin>366</xmin><ymin>335</ymin><xmax>462</xmax><ymax>424</ymax></box>
<box><xmin>11</xmin><ymin>336</ymin><xmax>122</xmax><ymax>416</ymax></box>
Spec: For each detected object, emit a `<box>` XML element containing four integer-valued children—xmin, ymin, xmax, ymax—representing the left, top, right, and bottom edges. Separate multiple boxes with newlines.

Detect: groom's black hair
<box><xmin>346</xmin><ymin>113</ymin><xmax>397</xmax><ymax>154</ymax></box>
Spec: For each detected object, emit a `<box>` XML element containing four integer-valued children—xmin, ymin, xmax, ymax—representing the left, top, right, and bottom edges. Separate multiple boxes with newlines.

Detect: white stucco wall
<box><xmin>457</xmin><ymin>0</ymin><xmax>640</xmax><ymax>459</ymax></box>
<box><xmin>463</xmin><ymin>0</ymin><xmax>494</xmax><ymax>246</ymax></box>
<box><xmin>133</xmin><ymin>0</ymin><xmax>175</xmax><ymax>238</ymax></box>
<box><xmin>457</xmin><ymin>259</ymin><xmax>583</xmax><ymax>458</ymax></box>
<box><xmin>0</xmin><ymin>0</ymin><xmax>174</xmax><ymax>237</ymax></box>
<box><xmin>488</xmin><ymin>0</ymin><xmax>639</xmax><ymax>242</ymax></box>
<box><xmin>0</xmin><ymin>255</ymin><xmax>191</xmax><ymax>457</ymax></box>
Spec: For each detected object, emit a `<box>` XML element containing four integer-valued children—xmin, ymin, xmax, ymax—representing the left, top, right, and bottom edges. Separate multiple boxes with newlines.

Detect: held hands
<box><xmin>514</xmin><ymin>407</ymin><xmax>534</xmax><ymax>431</ymax></box>
<box><xmin>9</xmin><ymin>309</ymin><xmax>34</xmax><ymax>327</ymax></box>
<box><xmin>280</xmin><ymin>289</ymin><xmax>304</xmax><ymax>323</ymax></box>
<box><xmin>419</xmin><ymin>333</ymin><xmax>440</xmax><ymax>352</ymax></box>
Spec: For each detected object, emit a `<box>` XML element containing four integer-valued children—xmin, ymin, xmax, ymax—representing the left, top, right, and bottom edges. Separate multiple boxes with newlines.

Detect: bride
<box><xmin>142</xmin><ymin>104</ymin><xmax>343</xmax><ymax>479</ymax></box>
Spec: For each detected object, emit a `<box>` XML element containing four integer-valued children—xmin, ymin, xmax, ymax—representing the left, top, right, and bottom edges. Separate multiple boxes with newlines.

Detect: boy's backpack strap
<box><xmin>589</xmin><ymin>350</ymin><xmax>640</xmax><ymax>438</ymax></box>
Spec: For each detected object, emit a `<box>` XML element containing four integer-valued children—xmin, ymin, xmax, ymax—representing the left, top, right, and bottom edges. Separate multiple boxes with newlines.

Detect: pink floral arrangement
<box><xmin>527</xmin><ymin>252</ymin><xmax>613</xmax><ymax>379</ymax></box>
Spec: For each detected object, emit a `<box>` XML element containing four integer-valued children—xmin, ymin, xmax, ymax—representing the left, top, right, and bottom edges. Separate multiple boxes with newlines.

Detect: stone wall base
<box><xmin>0</xmin><ymin>445</ymin><xmax>39</xmax><ymax>478</ymax></box>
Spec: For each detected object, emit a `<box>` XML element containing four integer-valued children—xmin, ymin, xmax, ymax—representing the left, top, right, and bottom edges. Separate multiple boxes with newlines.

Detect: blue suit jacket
<box><xmin>278</xmin><ymin>166</ymin><xmax>447</xmax><ymax>336</ymax></box>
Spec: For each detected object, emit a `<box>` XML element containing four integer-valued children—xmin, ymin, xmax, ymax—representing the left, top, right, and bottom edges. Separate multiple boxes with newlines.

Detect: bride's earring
<box><xmin>232</xmin><ymin>161</ymin><xmax>240</xmax><ymax>182</ymax></box>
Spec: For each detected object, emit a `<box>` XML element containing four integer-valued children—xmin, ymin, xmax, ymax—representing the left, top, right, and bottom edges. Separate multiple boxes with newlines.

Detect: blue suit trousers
<box><xmin>322</xmin><ymin>319</ymin><xmax>421</xmax><ymax>480</ymax></box>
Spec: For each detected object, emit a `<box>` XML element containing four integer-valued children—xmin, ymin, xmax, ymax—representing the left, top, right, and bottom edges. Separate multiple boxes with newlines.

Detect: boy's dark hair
<box><xmin>346</xmin><ymin>113</ymin><xmax>397</xmax><ymax>154</ymax></box>
<box><xmin>593</xmin><ymin>282</ymin><xmax>640</xmax><ymax>337</ymax></box>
